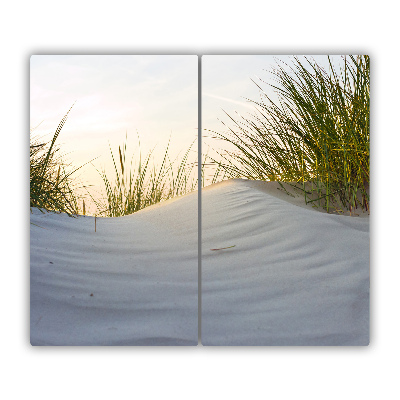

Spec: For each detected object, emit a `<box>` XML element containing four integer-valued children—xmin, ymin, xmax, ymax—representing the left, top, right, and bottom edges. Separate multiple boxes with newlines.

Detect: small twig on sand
<box><xmin>210</xmin><ymin>245</ymin><xmax>236</xmax><ymax>251</ymax></box>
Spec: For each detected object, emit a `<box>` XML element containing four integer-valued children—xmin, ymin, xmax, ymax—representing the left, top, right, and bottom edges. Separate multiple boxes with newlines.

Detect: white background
<box><xmin>1</xmin><ymin>1</ymin><xmax>398</xmax><ymax>399</ymax></box>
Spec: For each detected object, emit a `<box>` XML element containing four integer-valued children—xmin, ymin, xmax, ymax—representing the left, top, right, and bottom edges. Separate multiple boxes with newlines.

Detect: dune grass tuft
<box><xmin>30</xmin><ymin>105</ymin><xmax>82</xmax><ymax>216</ymax></box>
<box><xmin>94</xmin><ymin>135</ymin><xmax>198</xmax><ymax>217</ymax></box>
<box><xmin>206</xmin><ymin>55</ymin><xmax>370</xmax><ymax>213</ymax></box>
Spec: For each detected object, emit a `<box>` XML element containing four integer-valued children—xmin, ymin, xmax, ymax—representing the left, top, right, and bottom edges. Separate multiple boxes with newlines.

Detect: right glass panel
<box><xmin>201</xmin><ymin>55</ymin><xmax>370</xmax><ymax>345</ymax></box>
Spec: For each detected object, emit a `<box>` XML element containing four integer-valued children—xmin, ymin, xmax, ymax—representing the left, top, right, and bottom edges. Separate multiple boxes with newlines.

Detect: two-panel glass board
<box><xmin>30</xmin><ymin>55</ymin><xmax>370</xmax><ymax>346</ymax></box>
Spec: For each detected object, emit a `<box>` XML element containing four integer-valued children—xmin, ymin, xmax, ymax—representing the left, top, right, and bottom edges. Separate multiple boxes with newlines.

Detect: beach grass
<box><xmin>30</xmin><ymin>105</ymin><xmax>82</xmax><ymax>216</ymax></box>
<box><xmin>30</xmin><ymin>106</ymin><xmax>198</xmax><ymax>218</ymax></box>
<box><xmin>93</xmin><ymin>135</ymin><xmax>198</xmax><ymax>217</ymax></box>
<box><xmin>206</xmin><ymin>55</ymin><xmax>370</xmax><ymax>213</ymax></box>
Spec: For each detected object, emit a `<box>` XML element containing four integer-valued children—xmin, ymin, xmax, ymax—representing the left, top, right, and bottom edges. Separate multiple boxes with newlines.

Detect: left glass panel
<box><xmin>30</xmin><ymin>55</ymin><xmax>198</xmax><ymax>345</ymax></box>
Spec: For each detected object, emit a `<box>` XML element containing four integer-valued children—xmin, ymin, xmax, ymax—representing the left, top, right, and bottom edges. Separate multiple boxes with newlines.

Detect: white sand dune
<box><xmin>201</xmin><ymin>179</ymin><xmax>369</xmax><ymax>345</ymax></box>
<box><xmin>31</xmin><ymin>178</ymin><xmax>369</xmax><ymax>346</ymax></box>
<box><xmin>30</xmin><ymin>192</ymin><xmax>198</xmax><ymax>346</ymax></box>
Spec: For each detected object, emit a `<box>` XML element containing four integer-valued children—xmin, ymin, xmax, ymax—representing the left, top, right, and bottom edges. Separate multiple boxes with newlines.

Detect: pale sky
<box><xmin>30</xmin><ymin>54</ymin><xmax>346</xmax><ymax>211</ymax></box>
<box><xmin>30</xmin><ymin>55</ymin><xmax>198</xmax><ymax>214</ymax></box>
